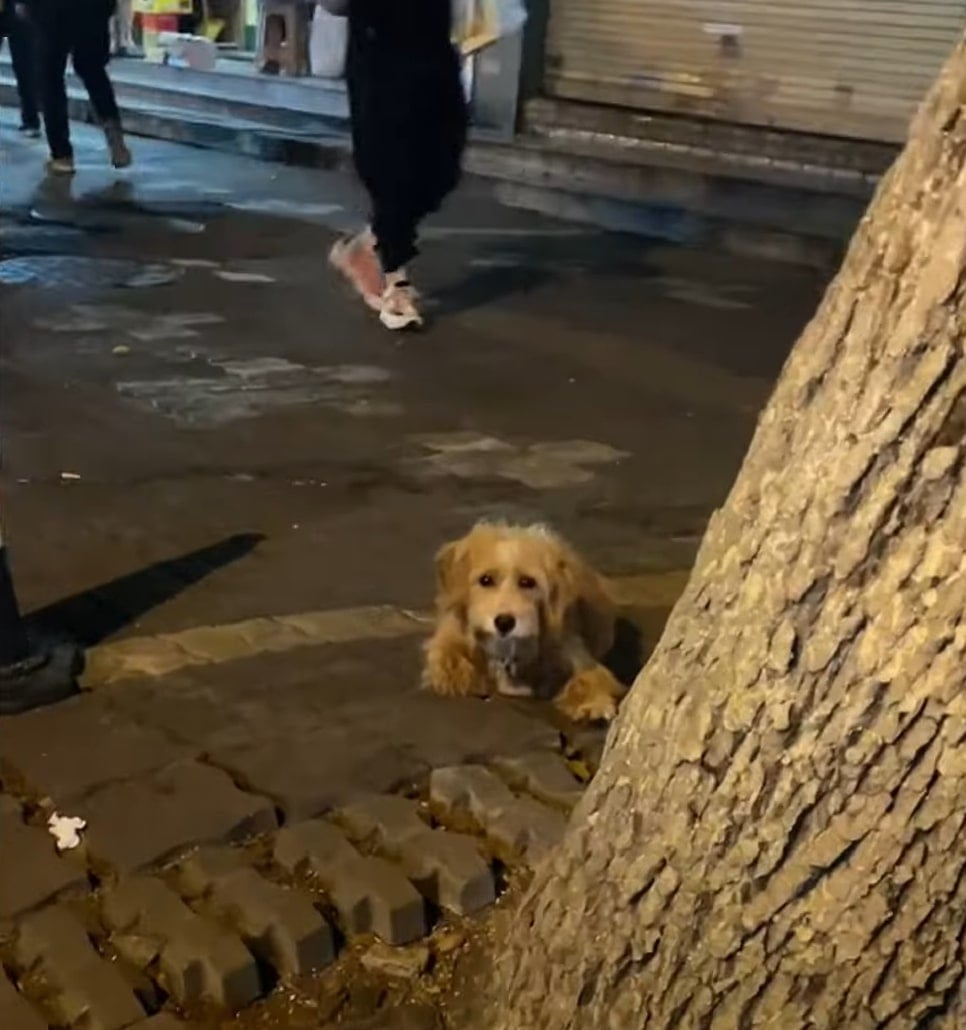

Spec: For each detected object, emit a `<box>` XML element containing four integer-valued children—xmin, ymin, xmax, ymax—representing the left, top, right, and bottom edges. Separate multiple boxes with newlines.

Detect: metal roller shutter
<box><xmin>544</xmin><ymin>1</ymin><xmax>966</xmax><ymax>142</ymax></box>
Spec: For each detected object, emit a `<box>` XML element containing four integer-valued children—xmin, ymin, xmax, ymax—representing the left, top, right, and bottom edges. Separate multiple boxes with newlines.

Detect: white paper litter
<box><xmin>48</xmin><ymin>813</ymin><xmax>87</xmax><ymax>851</ymax></box>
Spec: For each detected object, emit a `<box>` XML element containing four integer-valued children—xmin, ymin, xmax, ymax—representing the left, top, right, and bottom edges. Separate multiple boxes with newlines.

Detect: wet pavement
<box><xmin>0</xmin><ymin>122</ymin><xmax>825</xmax><ymax>1026</ymax></box>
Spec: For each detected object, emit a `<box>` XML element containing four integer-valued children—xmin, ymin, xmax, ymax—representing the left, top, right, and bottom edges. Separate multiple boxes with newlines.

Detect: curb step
<box><xmin>1</xmin><ymin>72</ymin><xmax>866</xmax><ymax>267</ymax></box>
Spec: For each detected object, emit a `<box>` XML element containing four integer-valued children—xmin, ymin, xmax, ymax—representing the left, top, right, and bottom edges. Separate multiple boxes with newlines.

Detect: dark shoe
<box><xmin>104</xmin><ymin>122</ymin><xmax>132</xmax><ymax>169</ymax></box>
<box><xmin>18</xmin><ymin>123</ymin><xmax>42</xmax><ymax>139</ymax></box>
<box><xmin>0</xmin><ymin>641</ymin><xmax>81</xmax><ymax>716</ymax></box>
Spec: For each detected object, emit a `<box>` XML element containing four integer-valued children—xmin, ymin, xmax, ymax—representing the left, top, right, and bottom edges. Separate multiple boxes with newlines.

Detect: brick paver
<box><xmin>0</xmin><ymin>808</ymin><xmax>87</xmax><ymax>919</ymax></box>
<box><xmin>178</xmin><ymin>846</ymin><xmax>336</xmax><ymax>977</ymax></box>
<box><xmin>337</xmin><ymin>795</ymin><xmax>495</xmax><ymax>915</ymax></box>
<box><xmin>0</xmin><ymin>695</ymin><xmax>192</xmax><ymax>802</ymax></box>
<box><xmin>79</xmin><ymin>761</ymin><xmax>277</xmax><ymax>871</ymax></box>
<box><xmin>0</xmin><ymin>968</ymin><xmax>47</xmax><ymax>1030</ymax></box>
<box><xmin>491</xmin><ymin>752</ymin><xmax>585</xmax><ymax>809</ymax></box>
<box><xmin>130</xmin><ymin>1016</ymin><xmax>188</xmax><ymax>1030</ymax></box>
<box><xmin>429</xmin><ymin>765</ymin><xmax>567</xmax><ymax>866</ymax></box>
<box><xmin>12</xmin><ymin>906</ymin><xmax>146</xmax><ymax>1030</ymax></box>
<box><xmin>274</xmin><ymin>820</ymin><xmax>426</xmax><ymax>944</ymax></box>
<box><xmin>565</xmin><ymin>726</ymin><xmax>609</xmax><ymax>773</ymax></box>
<box><xmin>103</xmin><ymin>876</ymin><xmax>260</xmax><ymax>1009</ymax></box>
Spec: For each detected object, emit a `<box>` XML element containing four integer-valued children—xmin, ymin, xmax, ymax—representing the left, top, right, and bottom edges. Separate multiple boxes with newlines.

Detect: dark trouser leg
<box><xmin>8</xmin><ymin>17</ymin><xmax>40</xmax><ymax>129</ymax></box>
<box><xmin>347</xmin><ymin>45</ymin><xmax>466</xmax><ymax>277</ymax></box>
<box><xmin>38</xmin><ymin>21</ymin><xmax>72</xmax><ymax>159</ymax></box>
<box><xmin>371</xmin><ymin>201</ymin><xmax>420</xmax><ymax>276</ymax></box>
<box><xmin>71</xmin><ymin>8</ymin><xmax>120</xmax><ymax>125</ymax></box>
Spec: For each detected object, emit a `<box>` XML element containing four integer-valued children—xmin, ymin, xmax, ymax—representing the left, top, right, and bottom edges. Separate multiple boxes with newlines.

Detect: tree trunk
<box><xmin>493</xmin><ymin>33</ymin><xmax>966</xmax><ymax>1030</ymax></box>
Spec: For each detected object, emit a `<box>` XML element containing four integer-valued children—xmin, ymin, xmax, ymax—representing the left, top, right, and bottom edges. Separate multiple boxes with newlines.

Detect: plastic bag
<box><xmin>310</xmin><ymin>3</ymin><xmax>348</xmax><ymax>78</ymax></box>
<box><xmin>452</xmin><ymin>0</ymin><xmax>528</xmax><ymax>56</ymax></box>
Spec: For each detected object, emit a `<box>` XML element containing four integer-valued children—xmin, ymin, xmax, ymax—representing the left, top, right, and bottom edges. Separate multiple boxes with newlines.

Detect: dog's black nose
<box><xmin>494</xmin><ymin>613</ymin><xmax>516</xmax><ymax>636</ymax></box>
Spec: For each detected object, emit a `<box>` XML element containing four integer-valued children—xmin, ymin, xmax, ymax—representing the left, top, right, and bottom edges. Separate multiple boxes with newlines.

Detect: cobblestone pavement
<box><xmin>0</xmin><ymin>122</ymin><xmax>824</xmax><ymax>1025</ymax></box>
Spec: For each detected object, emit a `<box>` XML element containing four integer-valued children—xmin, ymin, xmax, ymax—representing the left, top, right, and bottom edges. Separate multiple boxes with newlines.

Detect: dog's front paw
<box><xmin>422</xmin><ymin>646</ymin><xmax>488</xmax><ymax>698</ymax></box>
<box><xmin>555</xmin><ymin>665</ymin><xmax>624</xmax><ymax>722</ymax></box>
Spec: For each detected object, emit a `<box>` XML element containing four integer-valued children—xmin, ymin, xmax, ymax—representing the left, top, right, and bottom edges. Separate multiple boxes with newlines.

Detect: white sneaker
<box><xmin>379</xmin><ymin>275</ymin><xmax>423</xmax><ymax>331</ymax></box>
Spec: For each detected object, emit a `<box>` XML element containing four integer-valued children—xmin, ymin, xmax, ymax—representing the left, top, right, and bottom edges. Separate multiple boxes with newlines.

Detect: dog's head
<box><xmin>434</xmin><ymin>522</ymin><xmax>577</xmax><ymax>670</ymax></box>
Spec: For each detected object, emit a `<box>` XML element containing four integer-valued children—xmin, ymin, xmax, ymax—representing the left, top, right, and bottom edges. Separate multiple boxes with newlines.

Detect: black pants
<box><xmin>346</xmin><ymin>41</ymin><xmax>466</xmax><ymax>274</ymax></box>
<box><xmin>34</xmin><ymin>0</ymin><xmax>121</xmax><ymax>159</ymax></box>
<box><xmin>0</xmin><ymin>10</ymin><xmax>40</xmax><ymax>129</ymax></box>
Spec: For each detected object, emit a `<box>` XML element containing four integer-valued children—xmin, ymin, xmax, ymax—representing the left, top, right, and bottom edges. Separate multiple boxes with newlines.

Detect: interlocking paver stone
<box><xmin>78</xmin><ymin>761</ymin><xmax>277</xmax><ymax>871</ymax></box>
<box><xmin>566</xmin><ymin>727</ymin><xmax>608</xmax><ymax>773</ymax></box>
<box><xmin>491</xmin><ymin>752</ymin><xmax>585</xmax><ymax>809</ymax></box>
<box><xmin>0</xmin><ymin>695</ymin><xmax>191</xmax><ymax>802</ymax></box>
<box><xmin>0</xmin><ymin>809</ymin><xmax>87</xmax><ymax>919</ymax></box>
<box><xmin>429</xmin><ymin>765</ymin><xmax>567</xmax><ymax>866</ymax></box>
<box><xmin>102</xmin><ymin>876</ymin><xmax>260</xmax><ymax>1010</ymax></box>
<box><xmin>178</xmin><ymin>847</ymin><xmax>335</xmax><ymax>977</ymax></box>
<box><xmin>274</xmin><ymin>820</ymin><xmax>426</xmax><ymax>944</ymax></box>
<box><xmin>13</xmin><ymin>906</ymin><xmax>146</xmax><ymax>1030</ymax></box>
<box><xmin>0</xmin><ymin>968</ymin><xmax>47</xmax><ymax>1030</ymax></box>
<box><xmin>337</xmin><ymin>795</ymin><xmax>495</xmax><ymax>915</ymax></box>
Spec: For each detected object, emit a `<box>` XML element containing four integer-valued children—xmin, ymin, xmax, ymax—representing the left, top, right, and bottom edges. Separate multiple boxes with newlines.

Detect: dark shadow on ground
<box><xmin>429</xmin><ymin>234</ymin><xmax>660</xmax><ymax>317</ymax></box>
<box><xmin>606</xmin><ymin>615</ymin><xmax>645</xmax><ymax>687</ymax></box>
<box><xmin>431</xmin><ymin>263</ymin><xmax>553</xmax><ymax>317</ymax></box>
<box><xmin>28</xmin><ymin>533</ymin><xmax>264</xmax><ymax>646</ymax></box>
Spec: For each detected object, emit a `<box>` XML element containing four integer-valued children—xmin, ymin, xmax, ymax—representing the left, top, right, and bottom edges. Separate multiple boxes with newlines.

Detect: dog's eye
<box><xmin>478</xmin><ymin>573</ymin><xmax>495</xmax><ymax>588</ymax></box>
<box><xmin>518</xmin><ymin>575</ymin><xmax>537</xmax><ymax>590</ymax></box>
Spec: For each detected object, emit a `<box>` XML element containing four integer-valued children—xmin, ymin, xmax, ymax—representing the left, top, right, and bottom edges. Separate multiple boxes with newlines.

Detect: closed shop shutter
<box><xmin>544</xmin><ymin>1</ymin><xmax>966</xmax><ymax>142</ymax></box>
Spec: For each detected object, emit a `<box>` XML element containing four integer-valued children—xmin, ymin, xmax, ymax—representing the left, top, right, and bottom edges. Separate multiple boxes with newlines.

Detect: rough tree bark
<box><xmin>493</xmin><ymin>32</ymin><xmax>966</xmax><ymax>1030</ymax></box>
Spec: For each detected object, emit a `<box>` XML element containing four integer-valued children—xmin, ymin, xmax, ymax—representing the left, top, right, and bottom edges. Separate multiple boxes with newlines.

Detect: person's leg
<box><xmin>328</xmin><ymin>58</ymin><xmax>387</xmax><ymax>306</ymax></box>
<box><xmin>117</xmin><ymin>0</ymin><xmax>135</xmax><ymax>52</ymax></box>
<box><xmin>71</xmin><ymin>2</ymin><xmax>118</xmax><ymax>122</ymax></box>
<box><xmin>370</xmin><ymin>49</ymin><xmax>467</xmax><ymax>328</ymax></box>
<box><xmin>36</xmin><ymin>10</ymin><xmax>74</xmax><ymax>165</ymax></box>
<box><xmin>370</xmin><ymin>198</ymin><xmax>423</xmax><ymax>329</ymax></box>
<box><xmin>71</xmin><ymin>1</ymin><xmax>131</xmax><ymax>168</ymax></box>
<box><xmin>8</xmin><ymin>14</ymin><xmax>41</xmax><ymax>132</ymax></box>
<box><xmin>371</xmin><ymin>199</ymin><xmax>419</xmax><ymax>278</ymax></box>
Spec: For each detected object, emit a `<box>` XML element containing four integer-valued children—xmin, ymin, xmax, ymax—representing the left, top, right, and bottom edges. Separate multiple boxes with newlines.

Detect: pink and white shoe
<box><xmin>329</xmin><ymin>229</ymin><xmax>384</xmax><ymax>311</ymax></box>
<box><xmin>379</xmin><ymin>273</ymin><xmax>423</xmax><ymax>331</ymax></box>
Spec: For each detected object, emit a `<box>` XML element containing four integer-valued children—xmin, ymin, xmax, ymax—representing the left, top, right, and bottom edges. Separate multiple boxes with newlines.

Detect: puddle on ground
<box><xmin>0</xmin><ymin>219</ymin><xmax>87</xmax><ymax>254</ymax></box>
<box><xmin>35</xmin><ymin>304</ymin><xmax>223</xmax><ymax>341</ymax></box>
<box><xmin>0</xmin><ymin>256</ymin><xmax>182</xmax><ymax>289</ymax></box>
<box><xmin>117</xmin><ymin>360</ymin><xmax>399</xmax><ymax>426</ymax></box>
<box><xmin>655</xmin><ymin>276</ymin><xmax>756</xmax><ymax>310</ymax></box>
<box><xmin>407</xmin><ymin>431</ymin><xmax>630</xmax><ymax>489</ymax></box>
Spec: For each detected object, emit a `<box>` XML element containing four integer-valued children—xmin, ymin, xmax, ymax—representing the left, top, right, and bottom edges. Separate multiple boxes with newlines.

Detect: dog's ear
<box><xmin>547</xmin><ymin>553</ymin><xmax>616</xmax><ymax>658</ymax></box>
<box><xmin>434</xmin><ymin>539</ymin><xmax>468</xmax><ymax>614</ymax></box>
<box><xmin>543</xmin><ymin>553</ymin><xmax>580</xmax><ymax>644</ymax></box>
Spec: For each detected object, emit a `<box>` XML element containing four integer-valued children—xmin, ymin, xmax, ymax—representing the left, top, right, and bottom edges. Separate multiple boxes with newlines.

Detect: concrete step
<box><xmin>523</xmin><ymin>96</ymin><xmax>897</xmax><ymax>187</ymax></box>
<box><xmin>103</xmin><ymin>55</ymin><xmax>350</xmax><ymax>133</ymax></box>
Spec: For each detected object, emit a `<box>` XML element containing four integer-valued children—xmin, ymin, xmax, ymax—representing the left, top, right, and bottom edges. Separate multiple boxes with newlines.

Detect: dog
<box><xmin>421</xmin><ymin>521</ymin><xmax>626</xmax><ymax>722</ymax></box>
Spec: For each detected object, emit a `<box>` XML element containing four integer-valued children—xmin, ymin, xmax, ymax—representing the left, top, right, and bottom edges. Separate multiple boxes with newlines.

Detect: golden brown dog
<box><xmin>421</xmin><ymin>522</ymin><xmax>626</xmax><ymax>721</ymax></box>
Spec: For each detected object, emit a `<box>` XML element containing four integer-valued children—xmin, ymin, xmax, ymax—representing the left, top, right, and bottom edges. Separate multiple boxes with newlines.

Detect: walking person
<box><xmin>109</xmin><ymin>0</ymin><xmax>137</xmax><ymax>57</ymax></box>
<box><xmin>29</xmin><ymin>0</ymin><xmax>132</xmax><ymax>174</ymax></box>
<box><xmin>325</xmin><ymin>0</ymin><xmax>468</xmax><ymax>330</ymax></box>
<box><xmin>0</xmin><ymin>0</ymin><xmax>41</xmax><ymax>138</ymax></box>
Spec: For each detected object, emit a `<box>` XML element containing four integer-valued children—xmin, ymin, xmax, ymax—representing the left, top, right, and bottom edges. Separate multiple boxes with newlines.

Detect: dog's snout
<box><xmin>494</xmin><ymin>613</ymin><xmax>516</xmax><ymax>636</ymax></box>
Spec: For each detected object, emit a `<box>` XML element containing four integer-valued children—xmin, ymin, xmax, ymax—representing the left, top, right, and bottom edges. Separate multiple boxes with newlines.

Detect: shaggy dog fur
<box><xmin>421</xmin><ymin>522</ymin><xmax>626</xmax><ymax>722</ymax></box>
